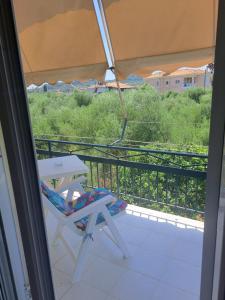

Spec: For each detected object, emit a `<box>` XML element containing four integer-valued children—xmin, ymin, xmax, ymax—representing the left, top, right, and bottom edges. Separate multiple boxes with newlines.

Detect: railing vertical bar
<box><xmin>48</xmin><ymin>140</ymin><xmax>52</xmax><ymax>158</ymax></box>
<box><xmin>103</xmin><ymin>163</ymin><xmax>106</xmax><ymax>188</ymax></box>
<box><xmin>139</xmin><ymin>170</ymin><xmax>142</xmax><ymax>201</ymax></box>
<box><xmin>148</xmin><ymin>171</ymin><xmax>151</xmax><ymax>204</ymax></box>
<box><xmin>131</xmin><ymin>169</ymin><xmax>135</xmax><ymax>204</ymax></box>
<box><xmin>116</xmin><ymin>165</ymin><xmax>119</xmax><ymax>196</ymax></box>
<box><xmin>175</xmin><ymin>175</ymin><xmax>179</xmax><ymax>210</ymax></box>
<box><xmin>187</xmin><ymin>178</ymin><xmax>191</xmax><ymax>211</ymax></box>
<box><xmin>90</xmin><ymin>161</ymin><xmax>93</xmax><ymax>189</ymax></box>
<box><xmin>195</xmin><ymin>178</ymin><xmax>198</xmax><ymax>212</ymax></box>
<box><xmin>166</xmin><ymin>173</ymin><xmax>169</xmax><ymax>205</ymax></box>
<box><xmin>96</xmin><ymin>163</ymin><xmax>100</xmax><ymax>188</ymax></box>
<box><xmin>185</xmin><ymin>176</ymin><xmax>188</xmax><ymax>212</ymax></box>
<box><xmin>110</xmin><ymin>164</ymin><xmax>113</xmax><ymax>191</ymax></box>
<box><xmin>47</xmin><ymin>141</ymin><xmax>57</xmax><ymax>187</ymax></box>
<box><xmin>156</xmin><ymin>171</ymin><xmax>159</xmax><ymax>202</ymax></box>
<box><xmin>123</xmin><ymin>166</ymin><xmax>127</xmax><ymax>196</ymax></box>
<box><xmin>174</xmin><ymin>175</ymin><xmax>177</xmax><ymax>208</ymax></box>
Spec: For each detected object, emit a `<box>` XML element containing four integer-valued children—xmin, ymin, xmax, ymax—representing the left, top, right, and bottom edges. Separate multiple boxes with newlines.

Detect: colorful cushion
<box><xmin>40</xmin><ymin>182</ymin><xmax>127</xmax><ymax>229</ymax></box>
<box><xmin>75</xmin><ymin>199</ymin><xmax>127</xmax><ymax>231</ymax></box>
<box><xmin>40</xmin><ymin>181</ymin><xmax>72</xmax><ymax>215</ymax></box>
<box><xmin>68</xmin><ymin>187</ymin><xmax>115</xmax><ymax>211</ymax></box>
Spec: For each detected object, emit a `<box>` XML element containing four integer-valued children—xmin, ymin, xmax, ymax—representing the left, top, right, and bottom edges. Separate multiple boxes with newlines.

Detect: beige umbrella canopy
<box><xmin>13</xmin><ymin>0</ymin><xmax>107</xmax><ymax>84</ymax></box>
<box><xmin>102</xmin><ymin>0</ymin><xmax>218</xmax><ymax>78</ymax></box>
<box><xmin>13</xmin><ymin>0</ymin><xmax>218</xmax><ymax>84</ymax></box>
<box><xmin>138</xmin><ymin>55</ymin><xmax>213</xmax><ymax>78</ymax></box>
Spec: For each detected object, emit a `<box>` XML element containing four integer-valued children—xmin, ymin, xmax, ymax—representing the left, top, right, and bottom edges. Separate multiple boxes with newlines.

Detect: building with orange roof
<box><xmin>144</xmin><ymin>71</ymin><xmax>166</xmax><ymax>92</ymax></box>
<box><xmin>145</xmin><ymin>68</ymin><xmax>212</xmax><ymax>93</ymax></box>
<box><xmin>106</xmin><ymin>82</ymin><xmax>134</xmax><ymax>90</ymax></box>
<box><xmin>87</xmin><ymin>81</ymin><xmax>135</xmax><ymax>93</ymax></box>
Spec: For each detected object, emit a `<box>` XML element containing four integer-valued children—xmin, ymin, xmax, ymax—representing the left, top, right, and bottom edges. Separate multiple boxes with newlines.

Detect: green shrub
<box><xmin>74</xmin><ymin>91</ymin><xmax>93</xmax><ymax>107</ymax></box>
<box><xmin>185</xmin><ymin>88</ymin><xmax>206</xmax><ymax>103</ymax></box>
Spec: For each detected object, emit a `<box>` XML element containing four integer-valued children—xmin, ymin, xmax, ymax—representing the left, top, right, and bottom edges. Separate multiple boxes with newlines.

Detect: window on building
<box><xmin>166</xmin><ymin>81</ymin><xmax>169</xmax><ymax>85</ymax></box>
<box><xmin>194</xmin><ymin>77</ymin><xmax>197</xmax><ymax>84</ymax></box>
<box><xmin>183</xmin><ymin>77</ymin><xmax>192</xmax><ymax>87</ymax></box>
<box><xmin>175</xmin><ymin>80</ymin><xmax>180</xmax><ymax>84</ymax></box>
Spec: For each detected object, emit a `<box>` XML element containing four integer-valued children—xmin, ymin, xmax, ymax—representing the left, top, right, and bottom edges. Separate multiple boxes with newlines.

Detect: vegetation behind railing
<box><xmin>35</xmin><ymin>139</ymin><xmax>207</xmax><ymax>220</ymax></box>
<box><xmin>29</xmin><ymin>86</ymin><xmax>212</xmax><ymax>147</ymax></box>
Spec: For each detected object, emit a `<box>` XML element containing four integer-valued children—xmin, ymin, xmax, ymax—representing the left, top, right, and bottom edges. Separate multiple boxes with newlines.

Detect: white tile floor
<box><xmin>45</xmin><ymin>205</ymin><xmax>203</xmax><ymax>300</ymax></box>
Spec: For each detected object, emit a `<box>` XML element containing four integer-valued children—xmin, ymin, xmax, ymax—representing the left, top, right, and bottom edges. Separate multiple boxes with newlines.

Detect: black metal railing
<box><xmin>35</xmin><ymin>138</ymin><xmax>207</xmax><ymax>219</ymax></box>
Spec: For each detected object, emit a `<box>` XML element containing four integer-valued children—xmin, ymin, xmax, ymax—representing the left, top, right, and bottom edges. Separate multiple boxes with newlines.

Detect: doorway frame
<box><xmin>0</xmin><ymin>0</ymin><xmax>55</xmax><ymax>299</ymax></box>
<box><xmin>0</xmin><ymin>0</ymin><xmax>225</xmax><ymax>299</ymax></box>
<box><xmin>200</xmin><ymin>1</ymin><xmax>225</xmax><ymax>299</ymax></box>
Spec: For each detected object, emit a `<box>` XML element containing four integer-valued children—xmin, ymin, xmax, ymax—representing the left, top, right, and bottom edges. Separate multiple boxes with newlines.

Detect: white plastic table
<box><xmin>38</xmin><ymin>155</ymin><xmax>89</xmax><ymax>188</ymax></box>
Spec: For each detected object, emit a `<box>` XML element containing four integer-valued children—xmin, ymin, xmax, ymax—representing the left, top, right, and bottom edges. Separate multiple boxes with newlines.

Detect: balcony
<box><xmin>36</xmin><ymin>139</ymin><xmax>206</xmax><ymax>300</ymax></box>
<box><xmin>46</xmin><ymin>205</ymin><xmax>203</xmax><ymax>300</ymax></box>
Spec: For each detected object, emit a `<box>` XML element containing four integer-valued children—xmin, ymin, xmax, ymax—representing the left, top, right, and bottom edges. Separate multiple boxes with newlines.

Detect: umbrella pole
<box><xmin>109</xmin><ymin>67</ymin><xmax>128</xmax><ymax>145</ymax></box>
<box><xmin>93</xmin><ymin>0</ymin><xmax>128</xmax><ymax>145</ymax></box>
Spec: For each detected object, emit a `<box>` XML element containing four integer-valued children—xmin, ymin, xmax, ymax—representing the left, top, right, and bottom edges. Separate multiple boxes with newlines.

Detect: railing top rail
<box><xmin>36</xmin><ymin>149</ymin><xmax>207</xmax><ymax>179</ymax></box>
<box><xmin>35</xmin><ymin>138</ymin><xmax>208</xmax><ymax>159</ymax></box>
